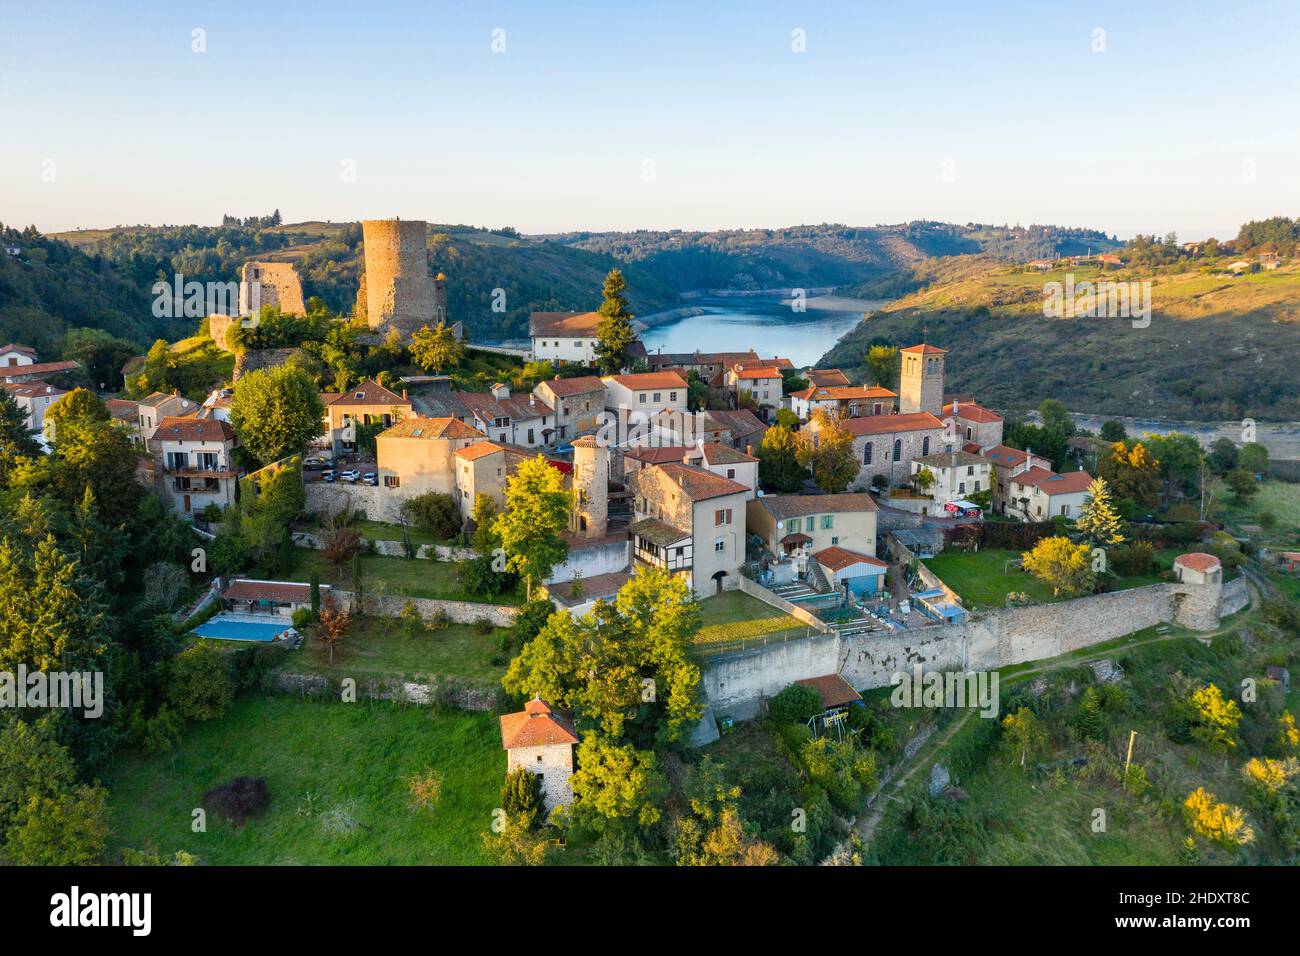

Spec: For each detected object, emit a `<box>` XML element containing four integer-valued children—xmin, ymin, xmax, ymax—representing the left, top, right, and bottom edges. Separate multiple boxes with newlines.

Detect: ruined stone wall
<box><xmin>704</xmin><ymin>580</ymin><xmax>1222</xmax><ymax>717</ymax></box>
<box><xmin>240</xmin><ymin>261</ymin><xmax>306</xmax><ymax>316</ymax></box>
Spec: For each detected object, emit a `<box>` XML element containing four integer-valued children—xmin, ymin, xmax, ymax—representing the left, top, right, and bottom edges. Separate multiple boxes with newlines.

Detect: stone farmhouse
<box><xmin>500</xmin><ymin>698</ymin><xmax>580</xmax><ymax>815</ymax></box>
<box><xmin>834</xmin><ymin>411</ymin><xmax>950</xmax><ymax>489</ymax></box>
<box><xmin>789</xmin><ymin>383</ymin><xmax>896</xmax><ymax>420</ymax></box>
<box><xmin>624</xmin><ymin>443</ymin><xmax>759</xmax><ymax>499</ymax></box>
<box><xmin>452</xmin><ymin>440</ymin><xmax>533</xmax><ymax>512</ymax></box>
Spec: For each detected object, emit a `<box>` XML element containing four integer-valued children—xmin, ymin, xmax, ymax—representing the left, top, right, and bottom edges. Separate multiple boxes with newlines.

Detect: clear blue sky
<box><xmin>4</xmin><ymin>0</ymin><xmax>1298</xmax><ymax>239</ymax></box>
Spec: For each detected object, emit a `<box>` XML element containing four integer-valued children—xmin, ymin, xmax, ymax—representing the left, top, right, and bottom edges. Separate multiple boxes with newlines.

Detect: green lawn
<box><xmin>922</xmin><ymin>548</ymin><xmax>1181</xmax><ymax>610</ymax></box>
<box><xmin>107</xmin><ymin>696</ymin><xmax>502</xmax><ymax>865</ymax></box>
<box><xmin>324</xmin><ymin>519</ymin><xmax>454</xmax><ymax>549</ymax></box>
<box><xmin>284</xmin><ymin>547</ymin><xmax>523</xmax><ymax>606</ymax></box>
<box><xmin>693</xmin><ymin>590</ymin><xmax>811</xmax><ymax>649</ymax></box>
<box><xmin>1223</xmin><ymin>479</ymin><xmax>1300</xmax><ymax>547</ymax></box>
<box><xmin>281</xmin><ymin>617</ymin><xmax>507</xmax><ymax>689</ymax></box>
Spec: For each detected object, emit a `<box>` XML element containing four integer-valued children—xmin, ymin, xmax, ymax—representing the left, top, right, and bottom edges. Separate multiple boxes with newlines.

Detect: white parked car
<box><xmin>340</xmin><ymin>470</ymin><xmax>360</xmax><ymax>483</ymax></box>
<box><xmin>361</xmin><ymin>472</ymin><xmax>378</xmax><ymax>486</ymax></box>
<box><xmin>321</xmin><ymin>470</ymin><xmax>337</xmax><ymax>483</ymax></box>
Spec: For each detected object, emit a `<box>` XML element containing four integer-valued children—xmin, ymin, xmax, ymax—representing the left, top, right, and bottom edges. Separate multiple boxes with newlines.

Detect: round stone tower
<box><xmin>1170</xmin><ymin>552</ymin><xmax>1223</xmax><ymax>631</ymax></box>
<box><xmin>359</xmin><ymin>219</ymin><xmax>438</xmax><ymax>336</ymax></box>
<box><xmin>571</xmin><ymin>436</ymin><xmax>608</xmax><ymax>539</ymax></box>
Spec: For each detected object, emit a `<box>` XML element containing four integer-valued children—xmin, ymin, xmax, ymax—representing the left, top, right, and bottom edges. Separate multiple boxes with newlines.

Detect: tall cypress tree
<box><xmin>593</xmin><ymin>269</ymin><xmax>638</xmax><ymax>375</ymax></box>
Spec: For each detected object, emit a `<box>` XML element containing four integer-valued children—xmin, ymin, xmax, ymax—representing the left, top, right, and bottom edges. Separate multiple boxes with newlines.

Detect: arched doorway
<box><xmin>711</xmin><ymin>570</ymin><xmax>727</xmax><ymax>594</ymax></box>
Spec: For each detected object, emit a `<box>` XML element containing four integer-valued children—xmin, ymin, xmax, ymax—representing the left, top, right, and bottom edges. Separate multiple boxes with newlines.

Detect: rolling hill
<box><xmin>818</xmin><ymin>256</ymin><xmax>1300</xmax><ymax>422</ymax></box>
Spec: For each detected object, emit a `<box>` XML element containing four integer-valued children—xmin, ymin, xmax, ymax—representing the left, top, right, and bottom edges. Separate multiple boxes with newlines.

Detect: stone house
<box><xmin>629</xmin><ymin>461</ymin><xmax>750</xmax><ymax>597</ymax></box>
<box><xmin>820</xmin><ymin>411</ymin><xmax>949</xmax><ymax>489</ymax></box>
<box><xmin>530</xmin><ymin>311</ymin><xmax>603</xmax><ymax>365</ymax></box>
<box><xmin>1004</xmin><ymin>467</ymin><xmax>1093</xmax><ymax>521</ymax></box>
<box><xmin>789</xmin><ymin>384</ymin><xmax>896</xmax><ymax>421</ymax></box>
<box><xmin>459</xmin><ymin>384</ymin><xmax>554</xmax><ymax>449</ymax></box>
<box><xmin>320</xmin><ymin>378</ymin><xmax>412</xmax><ymax>459</ymax></box>
<box><xmin>911</xmin><ymin>450</ymin><xmax>992</xmax><ymax>502</ymax></box>
<box><xmin>602</xmin><ymin>372</ymin><xmax>688</xmax><ymax>445</ymax></box>
<box><xmin>533</xmin><ymin>375</ymin><xmax>605</xmax><ymax>444</ymax></box>
<box><xmin>3</xmin><ymin>381</ymin><xmax>66</xmax><ymax>436</ymax></box>
<box><xmin>747</xmin><ymin>492</ymin><xmax>879</xmax><ymax>559</ymax></box>
<box><xmin>150</xmin><ymin>416</ymin><xmax>238</xmax><ymax>516</ymax></box>
<box><xmin>375</xmin><ymin>416</ymin><xmax>485</xmax><ymax>496</ymax></box>
<box><xmin>136</xmin><ymin>390</ymin><xmax>200</xmax><ymax>441</ymax></box>
<box><xmin>723</xmin><ymin>364</ymin><xmax>785</xmax><ymax>422</ymax></box>
<box><xmin>452</xmin><ymin>440</ymin><xmax>532</xmax><ymax>513</ymax></box>
<box><xmin>500</xmin><ymin>698</ymin><xmax>580</xmax><ymax>814</ymax></box>
<box><xmin>623</xmin><ymin>442</ymin><xmax>759</xmax><ymax>500</ymax></box>
<box><xmin>943</xmin><ymin>399</ymin><xmax>1004</xmax><ymax>449</ymax></box>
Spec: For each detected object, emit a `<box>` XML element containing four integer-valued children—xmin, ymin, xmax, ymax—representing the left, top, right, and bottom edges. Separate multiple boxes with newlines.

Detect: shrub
<box><xmin>473</xmin><ymin>616</ymin><xmax>494</xmax><ymax>635</ymax></box>
<box><xmin>402</xmin><ymin>492</ymin><xmax>459</xmax><ymax>540</ymax></box>
<box><xmin>501</xmin><ymin>766</ymin><xmax>545</xmax><ymax>829</ymax></box>
<box><xmin>406</xmin><ymin>768</ymin><xmax>445</xmax><ymax>812</ymax></box>
<box><xmin>1183</xmin><ymin>787</ymin><xmax>1253</xmax><ymax>849</ymax></box>
<box><xmin>291</xmin><ymin>607</ymin><xmax>314</xmax><ymax>630</ymax></box>
<box><xmin>1110</xmin><ymin>541</ymin><xmax>1155</xmax><ymax>577</ymax></box>
<box><xmin>201</xmin><ymin>777</ymin><xmax>270</xmax><ymax>825</ymax></box>
<box><xmin>767</xmin><ymin>684</ymin><xmax>823</xmax><ymax>725</ymax></box>
<box><xmin>167</xmin><ymin>641</ymin><xmax>234</xmax><ymax>722</ymax></box>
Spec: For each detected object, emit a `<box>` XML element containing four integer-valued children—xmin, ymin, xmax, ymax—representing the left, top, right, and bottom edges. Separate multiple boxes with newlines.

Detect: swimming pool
<box><xmin>192</xmin><ymin>613</ymin><xmax>292</xmax><ymax>643</ymax></box>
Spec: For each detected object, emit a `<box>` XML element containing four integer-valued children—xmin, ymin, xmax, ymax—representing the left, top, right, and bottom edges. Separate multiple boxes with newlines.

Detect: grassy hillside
<box><xmin>819</xmin><ymin>257</ymin><xmax>1300</xmax><ymax>421</ymax></box>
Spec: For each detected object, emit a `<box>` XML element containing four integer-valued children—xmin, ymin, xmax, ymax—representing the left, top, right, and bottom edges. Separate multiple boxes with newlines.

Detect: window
<box><xmin>652</xmin><ymin>392</ymin><xmax>661</xmax><ymax>403</ymax></box>
<box><xmin>893</xmin><ymin>439</ymin><xmax>902</xmax><ymax>461</ymax></box>
<box><xmin>638</xmin><ymin>393</ymin><xmax>646</xmax><ymax>404</ymax></box>
<box><xmin>831</xmin><ymin>536</ymin><xmax>839</xmax><ymax>545</ymax></box>
<box><xmin>1060</xmin><ymin>504</ymin><xmax>1070</xmax><ymax>516</ymax></box>
<box><xmin>820</xmin><ymin>515</ymin><xmax>833</xmax><ymax>530</ymax></box>
<box><xmin>384</xmin><ymin>475</ymin><xmax>400</xmax><ymax>488</ymax></box>
<box><xmin>726</xmin><ymin>468</ymin><xmax>735</xmax><ymax>479</ymax></box>
<box><xmin>965</xmin><ymin>426</ymin><xmax>973</xmax><ymax>440</ymax></box>
<box><xmin>863</xmin><ymin>442</ymin><xmax>873</xmax><ymax>465</ymax></box>
<box><xmin>966</xmin><ymin>465</ymin><xmax>974</xmax><ymax>475</ymax></box>
<box><xmin>922</xmin><ymin>436</ymin><xmax>930</xmax><ymax>455</ymax></box>
<box><xmin>574</xmin><ymin>341</ymin><xmax>583</xmax><ymax>347</ymax></box>
<box><xmin>715</xmin><ymin>508</ymin><xmax>732</xmax><ymax>526</ymax></box>
<box><xmin>527</xmin><ymin>429</ymin><xmax>535</xmax><ymax>444</ymax></box>
<box><xmin>974</xmin><ymin>481</ymin><xmax>980</xmax><ymax>492</ymax></box>
<box><xmin>670</xmin><ymin>391</ymin><xmax>678</xmax><ymax>401</ymax></box>
<box><xmin>959</xmin><ymin>482</ymin><xmax>965</xmax><ymax>494</ymax></box>
<box><xmin>714</xmin><ymin>538</ymin><xmax>725</xmax><ymax>553</ymax></box>
<box><xmin>805</xmin><ymin>517</ymin><xmax>815</xmax><ymax>532</ymax></box>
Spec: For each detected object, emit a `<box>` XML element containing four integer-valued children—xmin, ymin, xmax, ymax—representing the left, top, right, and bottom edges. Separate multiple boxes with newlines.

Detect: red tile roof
<box><xmin>900</xmin><ymin>344</ymin><xmax>946</xmax><ymax>355</ymax></box>
<box><xmin>529</xmin><ymin>311</ymin><xmax>602</xmax><ymax>336</ymax></box>
<box><xmin>732</xmin><ymin>365</ymin><xmax>784</xmax><ymax>380</ymax></box>
<box><xmin>807</xmin><ymin>369</ymin><xmax>851</xmax><ymax>387</ymax></box>
<box><xmin>650</xmin><ymin>461</ymin><xmax>750</xmax><ymax>501</ymax></box>
<box><xmin>155</xmin><ymin>416</ymin><xmax>236</xmax><ymax>443</ymax></box>
<box><xmin>841</xmin><ymin>412</ymin><xmax>945</xmax><ymax>436</ymax></box>
<box><xmin>1017</xmin><ymin>469</ymin><xmax>1093</xmax><ymax>495</ymax></box>
<box><xmin>606</xmin><ymin>371</ymin><xmax>688</xmax><ymax>391</ymax></box>
<box><xmin>460</xmin><ymin>391</ymin><xmax>553</xmax><ymax>423</ymax></box>
<box><xmin>538</xmin><ymin>375</ymin><xmax>604</xmax><ymax>397</ymax></box>
<box><xmin>326</xmin><ymin>379</ymin><xmax>410</xmax><ymax>407</ymax></box>
<box><xmin>813</xmin><ymin>546</ymin><xmax>888</xmax><ymax>573</ymax></box>
<box><xmin>944</xmin><ymin>400</ymin><xmax>1002</xmax><ymax>424</ymax></box>
<box><xmin>382</xmin><ymin>416</ymin><xmax>484</xmax><ymax>440</ymax></box>
<box><xmin>0</xmin><ymin>360</ymin><xmax>80</xmax><ymax>380</ymax></box>
<box><xmin>499</xmin><ymin>698</ymin><xmax>580</xmax><ymax>749</ymax></box>
<box><xmin>223</xmin><ymin>578</ymin><xmax>327</xmax><ymax>603</ymax></box>
<box><xmin>1174</xmin><ymin>552</ymin><xmax>1221</xmax><ymax>573</ymax></box>
<box><xmin>795</xmin><ymin>674</ymin><xmax>863</xmax><ymax>709</ymax></box>
<box><xmin>791</xmin><ymin>385</ymin><xmax>896</xmax><ymax>402</ymax></box>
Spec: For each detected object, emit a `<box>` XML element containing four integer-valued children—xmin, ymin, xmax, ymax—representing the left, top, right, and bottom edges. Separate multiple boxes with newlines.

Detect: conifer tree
<box><xmin>1076</xmin><ymin>476</ymin><xmax>1125</xmax><ymax>546</ymax></box>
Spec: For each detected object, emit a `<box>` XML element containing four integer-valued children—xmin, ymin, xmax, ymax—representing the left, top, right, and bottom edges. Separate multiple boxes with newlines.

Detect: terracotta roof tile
<box><xmin>840</xmin><ymin>412</ymin><xmax>945</xmax><ymax>436</ymax></box>
<box><xmin>326</xmin><ymin>379</ymin><xmax>411</xmax><ymax>407</ymax></box>
<box><xmin>538</xmin><ymin>375</ymin><xmax>604</xmax><ymax>398</ymax></box>
<box><xmin>900</xmin><ymin>344</ymin><xmax>946</xmax><ymax>355</ymax></box>
<box><xmin>1174</xmin><ymin>552</ymin><xmax>1222</xmax><ymax>573</ymax></box>
<box><xmin>529</xmin><ymin>311</ymin><xmax>602</xmax><ymax>336</ymax></box>
<box><xmin>758</xmin><ymin>493</ymin><xmax>878</xmax><ymax>520</ymax></box>
<box><xmin>605</xmin><ymin>371</ymin><xmax>688</xmax><ymax>391</ymax></box>
<box><xmin>155</xmin><ymin>415</ymin><xmax>236</xmax><ymax>443</ymax></box>
<box><xmin>795</xmin><ymin>674</ymin><xmax>862</xmax><ymax>709</ymax></box>
<box><xmin>651</xmin><ymin>461</ymin><xmax>749</xmax><ymax>501</ymax></box>
<box><xmin>944</xmin><ymin>401</ymin><xmax>1002</xmax><ymax>424</ymax></box>
<box><xmin>382</xmin><ymin>417</ymin><xmax>484</xmax><ymax>441</ymax></box>
<box><xmin>223</xmin><ymin>578</ymin><xmax>327</xmax><ymax>603</ymax></box>
<box><xmin>813</xmin><ymin>546</ymin><xmax>888</xmax><ymax>572</ymax></box>
<box><xmin>500</xmin><ymin>698</ymin><xmax>580</xmax><ymax>749</ymax></box>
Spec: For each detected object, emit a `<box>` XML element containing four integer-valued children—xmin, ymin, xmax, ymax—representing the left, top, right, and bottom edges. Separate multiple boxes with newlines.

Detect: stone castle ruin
<box><xmin>354</xmin><ymin>219</ymin><xmax>449</xmax><ymax>337</ymax></box>
<box><xmin>208</xmin><ymin>260</ymin><xmax>306</xmax><ymax>352</ymax></box>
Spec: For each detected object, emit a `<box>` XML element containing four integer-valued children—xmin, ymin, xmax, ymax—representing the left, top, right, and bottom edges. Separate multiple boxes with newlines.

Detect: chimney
<box><xmin>402</xmin><ymin>388</ymin><xmax>408</xmax><ymax>400</ymax></box>
<box><xmin>682</xmin><ymin>452</ymin><xmax>692</xmax><ymax>465</ymax></box>
<box><xmin>746</xmin><ymin>444</ymin><xmax>753</xmax><ymax>456</ymax></box>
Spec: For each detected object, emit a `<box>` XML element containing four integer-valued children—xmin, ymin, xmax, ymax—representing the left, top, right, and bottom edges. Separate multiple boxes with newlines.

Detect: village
<box><xmin>4</xmin><ymin>217</ymin><xmax>1296</xmax><ymax>869</ymax></box>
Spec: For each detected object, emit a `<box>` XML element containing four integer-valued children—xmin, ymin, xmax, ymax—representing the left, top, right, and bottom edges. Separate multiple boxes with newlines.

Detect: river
<box><xmin>639</xmin><ymin>294</ymin><xmax>884</xmax><ymax>368</ymax></box>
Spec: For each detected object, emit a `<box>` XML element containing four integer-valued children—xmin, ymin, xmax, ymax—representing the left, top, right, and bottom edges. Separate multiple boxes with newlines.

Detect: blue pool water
<box><xmin>192</xmin><ymin>614</ymin><xmax>289</xmax><ymax>643</ymax></box>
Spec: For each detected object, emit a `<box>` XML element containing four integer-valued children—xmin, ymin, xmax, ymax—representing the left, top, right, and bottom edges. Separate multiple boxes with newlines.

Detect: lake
<box><xmin>640</xmin><ymin>295</ymin><xmax>885</xmax><ymax>368</ymax></box>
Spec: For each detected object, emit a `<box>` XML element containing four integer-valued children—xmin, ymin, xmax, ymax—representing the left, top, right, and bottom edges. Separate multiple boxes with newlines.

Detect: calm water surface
<box><xmin>641</xmin><ymin>295</ymin><xmax>885</xmax><ymax>367</ymax></box>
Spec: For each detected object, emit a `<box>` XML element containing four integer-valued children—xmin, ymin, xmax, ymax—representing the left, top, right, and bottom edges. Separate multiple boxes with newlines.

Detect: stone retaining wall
<box><xmin>268</xmin><ymin>670</ymin><xmax>498</xmax><ymax>711</ymax></box>
<box><xmin>332</xmin><ymin>590</ymin><xmax>517</xmax><ymax>627</ymax></box>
